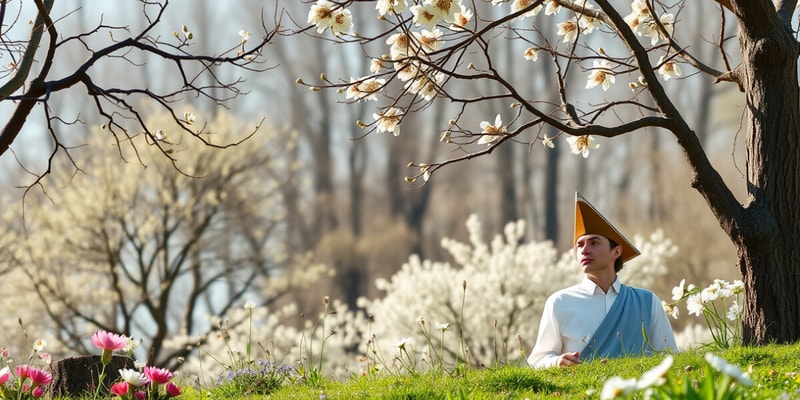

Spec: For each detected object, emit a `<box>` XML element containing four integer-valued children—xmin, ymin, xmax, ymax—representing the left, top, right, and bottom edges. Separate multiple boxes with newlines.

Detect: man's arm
<box><xmin>528</xmin><ymin>297</ymin><xmax>564</xmax><ymax>368</ymax></box>
<box><xmin>649</xmin><ymin>294</ymin><xmax>679</xmax><ymax>352</ymax></box>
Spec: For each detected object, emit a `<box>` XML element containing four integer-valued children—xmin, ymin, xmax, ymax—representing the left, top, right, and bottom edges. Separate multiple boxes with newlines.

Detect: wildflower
<box><xmin>144</xmin><ymin>366</ymin><xmax>173</xmax><ymax>385</ymax></box>
<box><xmin>478</xmin><ymin>114</ymin><xmax>506</xmax><ymax>145</ymax></box>
<box><xmin>154</xmin><ymin>130</ymin><xmax>166</xmax><ymax>142</ymax></box>
<box><xmin>586</xmin><ymin>60</ymin><xmax>615</xmax><ymax>91</ymax></box>
<box><xmin>704</xmin><ymin>353</ymin><xmax>754</xmax><ymax>386</ymax></box>
<box><xmin>419</xmin><ymin>29</ymin><xmax>445</xmax><ymax>52</ymax></box>
<box><xmin>0</xmin><ymin>367</ymin><xmax>10</xmax><ymax>385</ymax></box>
<box><xmin>523</xmin><ymin>47</ymin><xmax>538</xmax><ymax>61</ymax></box>
<box><xmin>686</xmin><ymin>293</ymin><xmax>704</xmax><ymax>316</ymax></box>
<box><xmin>33</xmin><ymin>339</ymin><xmax>46</xmax><ymax>352</ymax></box>
<box><xmin>375</xmin><ymin>0</ymin><xmax>408</xmax><ymax>17</ymax></box>
<box><xmin>27</xmin><ymin>367</ymin><xmax>52</xmax><ymax>387</ymax></box>
<box><xmin>395</xmin><ymin>337</ymin><xmax>412</xmax><ymax>350</ymax></box>
<box><xmin>92</xmin><ymin>330</ymin><xmax>129</xmax><ymax>365</ymax></box>
<box><xmin>386</xmin><ymin>32</ymin><xmax>411</xmax><ymax>60</ymax></box>
<box><xmin>32</xmin><ymin>387</ymin><xmax>44</xmax><ymax>398</ymax></box>
<box><xmin>636</xmin><ymin>355</ymin><xmax>673</xmax><ymax>389</ymax></box>
<box><xmin>166</xmin><ymin>382</ymin><xmax>181</xmax><ymax>397</ymax></box>
<box><xmin>701</xmin><ymin>282</ymin><xmax>721</xmax><ymax>302</ymax></box>
<box><xmin>663</xmin><ymin>301</ymin><xmax>679</xmax><ymax>319</ymax></box>
<box><xmin>110</xmin><ymin>381</ymin><xmax>130</xmax><ymax>396</ymax></box>
<box><xmin>600</xmin><ymin>376</ymin><xmax>637</xmax><ymax>399</ymax></box>
<box><xmin>729</xmin><ymin>280</ymin><xmax>744</xmax><ymax>294</ymax></box>
<box><xmin>566</xmin><ymin>135</ymin><xmax>599</xmax><ymax>158</ymax></box>
<box><xmin>726</xmin><ymin>300</ymin><xmax>742</xmax><ymax>321</ymax></box>
<box><xmin>435</xmin><ymin>322</ymin><xmax>450</xmax><ymax>331</ymax></box>
<box><xmin>373</xmin><ymin>107</ymin><xmax>404</xmax><ymax>136</ymax></box>
<box><xmin>369</xmin><ymin>58</ymin><xmax>384</xmax><ymax>74</ymax></box>
<box><xmin>643</xmin><ymin>13</ymin><xmax>674</xmax><ymax>45</ymax></box>
<box><xmin>416</xmin><ymin>316</ymin><xmax>425</xmax><ymax>325</ymax></box>
<box><xmin>658</xmin><ymin>56</ymin><xmax>681</xmax><ymax>80</ymax></box>
<box><xmin>671</xmin><ymin>278</ymin><xmax>686</xmax><ymax>301</ymax></box>
<box><xmin>119</xmin><ymin>368</ymin><xmax>149</xmax><ymax>387</ymax></box>
<box><xmin>244</xmin><ymin>300</ymin><xmax>256</xmax><ymax>309</ymax></box>
<box><xmin>557</xmin><ymin>18</ymin><xmax>579</xmax><ymax>43</ymax></box>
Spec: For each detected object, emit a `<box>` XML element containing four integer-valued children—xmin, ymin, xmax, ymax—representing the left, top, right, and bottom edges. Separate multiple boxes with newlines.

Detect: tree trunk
<box><xmin>736</xmin><ymin>9</ymin><xmax>800</xmax><ymax>344</ymax></box>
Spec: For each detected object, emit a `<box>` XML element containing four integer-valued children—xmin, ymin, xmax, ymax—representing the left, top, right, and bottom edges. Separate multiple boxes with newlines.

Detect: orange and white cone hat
<box><xmin>574</xmin><ymin>192</ymin><xmax>640</xmax><ymax>263</ymax></box>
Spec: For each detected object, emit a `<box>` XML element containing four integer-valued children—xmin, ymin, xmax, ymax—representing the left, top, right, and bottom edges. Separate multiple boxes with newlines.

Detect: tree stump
<box><xmin>47</xmin><ymin>355</ymin><xmax>135</xmax><ymax>398</ymax></box>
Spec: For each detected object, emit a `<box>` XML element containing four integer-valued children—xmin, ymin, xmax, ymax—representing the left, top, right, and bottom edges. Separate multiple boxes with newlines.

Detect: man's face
<box><xmin>575</xmin><ymin>234</ymin><xmax>621</xmax><ymax>274</ymax></box>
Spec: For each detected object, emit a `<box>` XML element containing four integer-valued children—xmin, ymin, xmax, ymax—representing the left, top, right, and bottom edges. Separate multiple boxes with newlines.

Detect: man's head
<box><xmin>573</xmin><ymin>193</ymin><xmax>639</xmax><ymax>271</ymax></box>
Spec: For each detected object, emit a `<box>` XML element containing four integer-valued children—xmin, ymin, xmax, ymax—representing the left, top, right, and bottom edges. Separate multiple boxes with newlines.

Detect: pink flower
<box><xmin>165</xmin><ymin>381</ymin><xmax>181</xmax><ymax>397</ymax></box>
<box><xmin>134</xmin><ymin>390</ymin><xmax>147</xmax><ymax>400</ymax></box>
<box><xmin>28</xmin><ymin>367</ymin><xmax>52</xmax><ymax>386</ymax></box>
<box><xmin>143</xmin><ymin>366</ymin><xmax>173</xmax><ymax>385</ymax></box>
<box><xmin>32</xmin><ymin>386</ymin><xmax>45</xmax><ymax>398</ymax></box>
<box><xmin>16</xmin><ymin>365</ymin><xmax>31</xmax><ymax>379</ymax></box>
<box><xmin>110</xmin><ymin>381</ymin><xmax>130</xmax><ymax>396</ymax></box>
<box><xmin>91</xmin><ymin>330</ymin><xmax>128</xmax><ymax>352</ymax></box>
<box><xmin>0</xmin><ymin>367</ymin><xmax>10</xmax><ymax>385</ymax></box>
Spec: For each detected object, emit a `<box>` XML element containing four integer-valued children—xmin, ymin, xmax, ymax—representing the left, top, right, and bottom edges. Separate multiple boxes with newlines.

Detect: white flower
<box><xmin>686</xmin><ymin>293</ymin><xmax>704</xmax><ymax>316</ymax></box>
<box><xmin>33</xmin><ymin>339</ymin><xmax>47</xmax><ymax>352</ymax></box>
<box><xmin>435</xmin><ymin>322</ymin><xmax>450</xmax><ymax>331</ymax></box>
<box><xmin>419</xmin><ymin>29</ymin><xmax>445</xmax><ymax>52</ymax></box>
<box><xmin>636</xmin><ymin>355</ymin><xmax>673</xmax><ymax>389</ymax></box>
<box><xmin>729</xmin><ymin>279</ymin><xmax>744</xmax><ymax>294</ymax></box>
<box><xmin>671</xmin><ymin>278</ymin><xmax>686</xmax><ymax>301</ymax></box>
<box><xmin>416</xmin><ymin>316</ymin><xmax>425</xmax><ymax>325</ymax></box>
<box><xmin>478</xmin><ymin>114</ymin><xmax>506</xmax><ymax>145</ymax></box>
<box><xmin>369</xmin><ymin>58</ymin><xmax>384</xmax><ymax>74</ymax></box>
<box><xmin>701</xmin><ymin>282</ymin><xmax>721</xmax><ymax>302</ymax></box>
<box><xmin>410</xmin><ymin>3</ymin><xmax>443</xmax><ymax>30</ymax></box>
<box><xmin>307</xmin><ymin>0</ymin><xmax>352</xmax><ymax>36</ymax></box>
<box><xmin>154</xmin><ymin>129</ymin><xmax>166</xmax><ymax>141</ymax></box>
<box><xmin>523</xmin><ymin>47</ymin><xmax>538</xmax><ymax>61</ymax></box>
<box><xmin>375</xmin><ymin>0</ymin><xmax>407</xmax><ymax>17</ymax></box>
<box><xmin>586</xmin><ymin>60</ymin><xmax>615</xmax><ymax>91</ymax></box>
<box><xmin>373</xmin><ymin>107</ymin><xmax>404</xmax><ymax>136</ymax></box>
<box><xmin>644</xmin><ymin>13</ymin><xmax>674</xmax><ymax>45</ymax></box>
<box><xmin>511</xmin><ymin>0</ymin><xmax>542</xmax><ymax>19</ymax></box>
<box><xmin>726</xmin><ymin>300</ymin><xmax>741</xmax><ymax>321</ymax></box>
<box><xmin>239</xmin><ymin>30</ymin><xmax>251</xmax><ymax>43</ymax></box>
<box><xmin>119</xmin><ymin>368</ymin><xmax>149</xmax><ymax>387</ymax></box>
<box><xmin>566</xmin><ymin>135</ymin><xmax>599</xmax><ymax>158</ymax></box>
<box><xmin>395</xmin><ymin>337</ymin><xmax>412</xmax><ymax>350</ymax></box>
<box><xmin>658</xmin><ymin>56</ymin><xmax>682</xmax><ymax>80</ymax></box>
<box><xmin>244</xmin><ymin>300</ymin><xmax>256</xmax><ymax>309</ymax></box>
<box><xmin>557</xmin><ymin>19</ymin><xmax>579</xmax><ymax>43</ymax></box>
<box><xmin>544</xmin><ymin>0</ymin><xmax>560</xmax><ymax>15</ymax></box>
<box><xmin>346</xmin><ymin>77</ymin><xmax>386</xmax><ymax>102</ymax></box>
<box><xmin>663</xmin><ymin>301</ymin><xmax>679</xmax><ymax>319</ymax></box>
<box><xmin>450</xmin><ymin>4</ymin><xmax>473</xmax><ymax>30</ymax></box>
<box><xmin>184</xmin><ymin>111</ymin><xmax>196</xmax><ymax>125</ymax></box>
<box><xmin>600</xmin><ymin>376</ymin><xmax>637</xmax><ymax>400</ymax></box>
<box><xmin>704</xmin><ymin>353</ymin><xmax>754</xmax><ymax>386</ymax></box>
<box><xmin>542</xmin><ymin>134</ymin><xmax>555</xmax><ymax>148</ymax></box>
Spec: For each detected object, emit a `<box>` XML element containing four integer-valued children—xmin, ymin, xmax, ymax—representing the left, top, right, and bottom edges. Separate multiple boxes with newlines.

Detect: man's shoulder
<box><xmin>546</xmin><ymin>283</ymin><xmax>586</xmax><ymax>303</ymax></box>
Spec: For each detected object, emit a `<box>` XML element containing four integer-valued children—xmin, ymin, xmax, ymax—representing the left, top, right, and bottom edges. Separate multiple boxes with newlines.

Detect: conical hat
<box><xmin>574</xmin><ymin>192</ymin><xmax>640</xmax><ymax>263</ymax></box>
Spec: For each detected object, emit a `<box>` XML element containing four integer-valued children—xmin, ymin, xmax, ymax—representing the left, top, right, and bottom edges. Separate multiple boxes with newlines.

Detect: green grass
<box><xmin>61</xmin><ymin>343</ymin><xmax>800</xmax><ymax>400</ymax></box>
<box><xmin>139</xmin><ymin>343</ymin><xmax>800</xmax><ymax>399</ymax></box>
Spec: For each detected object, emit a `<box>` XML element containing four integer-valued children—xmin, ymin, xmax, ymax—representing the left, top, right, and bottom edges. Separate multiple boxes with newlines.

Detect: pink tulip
<box><xmin>166</xmin><ymin>381</ymin><xmax>181</xmax><ymax>397</ymax></box>
<box><xmin>143</xmin><ymin>366</ymin><xmax>173</xmax><ymax>385</ymax></box>
<box><xmin>134</xmin><ymin>390</ymin><xmax>147</xmax><ymax>400</ymax></box>
<box><xmin>110</xmin><ymin>381</ymin><xmax>130</xmax><ymax>396</ymax></box>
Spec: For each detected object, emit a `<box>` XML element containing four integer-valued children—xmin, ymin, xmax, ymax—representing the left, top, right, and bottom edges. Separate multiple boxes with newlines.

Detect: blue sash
<box><xmin>579</xmin><ymin>284</ymin><xmax>654</xmax><ymax>362</ymax></box>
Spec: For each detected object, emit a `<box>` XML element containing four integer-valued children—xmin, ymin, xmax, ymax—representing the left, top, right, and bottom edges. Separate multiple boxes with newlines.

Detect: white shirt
<box><xmin>528</xmin><ymin>276</ymin><xmax>678</xmax><ymax>368</ymax></box>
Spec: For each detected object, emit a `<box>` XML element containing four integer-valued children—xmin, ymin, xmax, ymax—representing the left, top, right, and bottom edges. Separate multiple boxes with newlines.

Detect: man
<box><xmin>528</xmin><ymin>193</ymin><xmax>677</xmax><ymax>368</ymax></box>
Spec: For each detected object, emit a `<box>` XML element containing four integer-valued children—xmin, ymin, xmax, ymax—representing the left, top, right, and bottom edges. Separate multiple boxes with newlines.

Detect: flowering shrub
<box><xmin>663</xmin><ymin>279</ymin><xmax>744</xmax><ymax>349</ymax></box>
<box><xmin>600</xmin><ymin>353</ymin><xmax>752</xmax><ymax>399</ymax></box>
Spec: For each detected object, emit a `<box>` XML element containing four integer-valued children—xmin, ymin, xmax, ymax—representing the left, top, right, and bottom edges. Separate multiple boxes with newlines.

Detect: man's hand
<box><xmin>557</xmin><ymin>351</ymin><xmax>580</xmax><ymax>367</ymax></box>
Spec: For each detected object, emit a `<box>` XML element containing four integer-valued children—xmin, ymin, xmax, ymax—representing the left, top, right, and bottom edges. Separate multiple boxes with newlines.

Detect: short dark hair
<box><xmin>607</xmin><ymin>238</ymin><xmax>624</xmax><ymax>272</ymax></box>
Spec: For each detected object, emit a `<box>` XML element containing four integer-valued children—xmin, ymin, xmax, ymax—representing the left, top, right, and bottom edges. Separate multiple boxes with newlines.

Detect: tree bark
<box><xmin>733</xmin><ymin>1</ymin><xmax>800</xmax><ymax>344</ymax></box>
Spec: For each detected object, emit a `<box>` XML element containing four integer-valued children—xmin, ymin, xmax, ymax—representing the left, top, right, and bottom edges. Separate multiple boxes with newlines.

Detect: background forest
<box><xmin>0</xmin><ymin>0</ymin><xmax>745</xmax><ymax>380</ymax></box>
